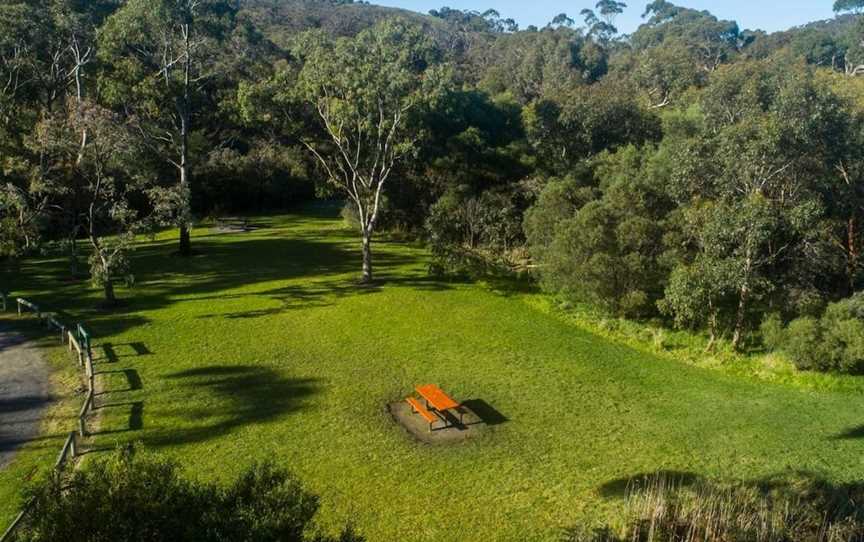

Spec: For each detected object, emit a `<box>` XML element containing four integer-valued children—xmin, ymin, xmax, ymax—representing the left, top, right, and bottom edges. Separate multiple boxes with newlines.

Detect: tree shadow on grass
<box><xmin>598</xmin><ymin>469</ymin><xmax>864</xmax><ymax>502</ymax></box>
<box><xmin>598</xmin><ymin>471</ymin><xmax>702</xmax><ymax>498</ymax></box>
<box><xmin>143</xmin><ymin>365</ymin><xmax>321</xmax><ymax>448</ymax></box>
<box><xmin>197</xmin><ymin>274</ymin><xmax>457</xmax><ymax>319</ymax></box>
<box><xmin>111</xmin><ymin>235</ymin><xmax>420</xmax><ymax>318</ymax></box>
<box><xmin>833</xmin><ymin>425</ymin><xmax>864</xmax><ymax>439</ymax></box>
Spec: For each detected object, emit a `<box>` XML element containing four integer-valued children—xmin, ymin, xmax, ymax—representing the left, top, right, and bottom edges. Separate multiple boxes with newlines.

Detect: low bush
<box><xmin>784</xmin><ymin>316</ymin><xmax>825</xmax><ymax>371</ymax></box>
<box><xmin>759</xmin><ymin>313</ymin><xmax>785</xmax><ymax>352</ymax></box>
<box><xmin>12</xmin><ymin>448</ymin><xmax>363</xmax><ymax>542</ymax></box>
<box><xmin>777</xmin><ymin>293</ymin><xmax>864</xmax><ymax>374</ymax></box>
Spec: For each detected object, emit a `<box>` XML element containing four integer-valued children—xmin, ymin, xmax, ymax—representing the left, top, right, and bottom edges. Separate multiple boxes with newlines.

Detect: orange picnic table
<box><xmin>415</xmin><ymin>384</ymin><xmax>463</xmax><ymax>424</ymax></box>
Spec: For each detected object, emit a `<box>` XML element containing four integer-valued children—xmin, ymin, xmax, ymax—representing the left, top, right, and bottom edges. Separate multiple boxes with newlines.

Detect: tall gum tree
<box><xmin>293</xmin><ymin>20</ymin><xmax>449</xmax><ymax>283</ymax></box>
<box><xmin>834</xmin><ymin>0</ymin><xmax>864</xmax><ymax>76</ymax></box>
<box><xmin>99</xmin><ymin>0</ymin><xmax>236</xmax><ymax>256</ymax></box>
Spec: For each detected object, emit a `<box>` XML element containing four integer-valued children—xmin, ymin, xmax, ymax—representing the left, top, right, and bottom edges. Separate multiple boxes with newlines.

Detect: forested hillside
<box><xmin>3</xmin><ymin>0</ymin><xmax>864</xmax><ymax>370</ymax></box>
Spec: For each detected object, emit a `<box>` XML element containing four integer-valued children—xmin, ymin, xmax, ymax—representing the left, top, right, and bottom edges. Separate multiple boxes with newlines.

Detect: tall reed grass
<box><xmin>567</xmin><ymin>474</ymin><xmax>864</xmax><ymax>542</ymax></box>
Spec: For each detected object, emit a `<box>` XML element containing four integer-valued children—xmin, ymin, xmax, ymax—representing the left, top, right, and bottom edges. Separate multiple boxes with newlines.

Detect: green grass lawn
<box><xmin>4</xmin><ymin>205</ymin><xmax>864</xmax><ymax>541</ymax></box>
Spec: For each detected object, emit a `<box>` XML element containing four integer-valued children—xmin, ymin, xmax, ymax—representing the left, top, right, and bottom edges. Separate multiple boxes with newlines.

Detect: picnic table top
<box><xmin>416</xmin><ymin>384</ymin><xmax>459</xmax><ymax>412</ymax></box>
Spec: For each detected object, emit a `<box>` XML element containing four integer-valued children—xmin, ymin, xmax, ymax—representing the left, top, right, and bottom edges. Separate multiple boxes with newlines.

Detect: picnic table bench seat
<box><xmin>406</xmin><ymin>397</ymin><xmax>439</xmax><ymax>432</ymax></box>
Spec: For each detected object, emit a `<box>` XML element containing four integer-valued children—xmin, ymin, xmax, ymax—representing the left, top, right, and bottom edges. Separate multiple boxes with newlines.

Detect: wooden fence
<box><xmin>0</xmin><ymin>501</ymin><xmax>32</xmax><ymax>542</ymax></box>
<box><xmin>2</xmin><ymin>297</ymin><xmax>100</xmax><ymax>542</ymax></box>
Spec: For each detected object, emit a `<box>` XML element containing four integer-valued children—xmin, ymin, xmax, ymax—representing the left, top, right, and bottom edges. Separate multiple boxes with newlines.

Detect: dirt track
<box><xmin>0</xmin><ymin>325</ymin><xmax>51</xmax><ymax>470</ymax></box>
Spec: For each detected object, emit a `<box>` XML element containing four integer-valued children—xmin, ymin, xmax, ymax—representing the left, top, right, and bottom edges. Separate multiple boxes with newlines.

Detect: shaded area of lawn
<box><xmin>142</xmin><ymin>366</ymin><xmax>321</xmax><ymax>448</ymax></box>
<box><xmin>4</xmin><ymin>209</ymin><xmax>864</xmax><ymax>541</ymax></box>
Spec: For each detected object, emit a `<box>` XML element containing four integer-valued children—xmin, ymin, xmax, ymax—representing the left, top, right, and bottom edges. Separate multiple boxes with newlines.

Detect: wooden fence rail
<box><xmin>0</xmin><ymin>499</ymin><xmax>32</xmax><ymax>542</ymax></box>
<box><xmin>76</xmin><ymin>323</ymin><xmax>92</xmax><ymax>362</ymax></box>
<box><xmin>46</xmin><ymin>317</ymin><xmax>66</xmax><ymax>344</ymax></box>
<box><xmin>78</xmin><ymin>388</ymin><xmax>94</xmax><ymax>437</ymax></box>
<box><xmin>55</xmin><ymin>431</ymin><xmax>77</xmax><ymax>471</ymax></box>
<box><xmin>54</xmin><ymin>431</ymin><xmax>78</xmax><ymax>472</ymax></box>
<box><xmin>15</xmin><ymin>298</ymin><xmax>39</xmax><ymax>318</ymax></box>
<box><xmin>2</xmin><ymin>297</ymin><xmax>103</xmax><ymax>541</ymax></box>
<box><xmin>67</xmin><ymin>331</ymin><xmax>84</xmax><ymax>367</ymax></box>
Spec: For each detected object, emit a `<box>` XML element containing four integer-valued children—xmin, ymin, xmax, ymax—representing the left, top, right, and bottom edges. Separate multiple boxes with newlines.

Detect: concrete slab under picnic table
<box><xmin>388</xmin><ymin>401</ymin><xmax>486</xmax><ymax>444</ymax></box>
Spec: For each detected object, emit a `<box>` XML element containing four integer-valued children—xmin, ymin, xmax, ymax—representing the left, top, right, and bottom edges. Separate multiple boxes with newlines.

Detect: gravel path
<box><xmin>0</xmin><ymin>325</ymin><xmax>51</xmax><ymax>470</ymax></box>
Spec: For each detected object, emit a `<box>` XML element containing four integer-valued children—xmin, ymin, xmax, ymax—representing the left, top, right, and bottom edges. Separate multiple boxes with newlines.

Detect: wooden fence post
<box><xmin>78</xmin><ymin>388</ymin><xmax>93</xmax><ymax>437</ymax></box>
<box><xmin>77</xmin><ymin>323</ymin><xmax>92</xmax><ymax>361</ymax></box>
<box><xmin>0</xmin><ymin>499</ymin><xmax>33</xmax><ymax>542</ymax></box>
<box><xmin>87</xmin><ymin>353</ymin><xmax>95</xmax><ymax>391</ymax></box>
<box><xmin>55</xmin><ymin>432</ymin><xmax>76</xmax><ymax>471</ymax></box>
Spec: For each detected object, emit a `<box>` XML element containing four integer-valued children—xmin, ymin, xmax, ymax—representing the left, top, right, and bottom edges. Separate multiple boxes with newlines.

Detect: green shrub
<box><xmin>760</xmin><ymin>313</ymin><xmax>785</xmax><ymax>352</ymax></box>
<box><xmin>784</xmin><ymin>316</ymin><xmax>825</xmax><ymax>371</ymax></box>
<box><xmin>822</xmin><ymin>317</ymin><xmax>864</xmax><ymax>374</ymax></box>
<box><xmin>781</xmin><ymin>293</ymin><xmax>864</xmax><ymax>374</ymax></box>
<box><xmin>13</xmin><ymin>448</ymin><xmax>363</xmax><ymax>542</ymax></box>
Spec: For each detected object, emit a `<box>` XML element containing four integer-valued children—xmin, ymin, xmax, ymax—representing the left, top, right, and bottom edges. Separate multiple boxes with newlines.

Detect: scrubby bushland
<box><xmin>565</xmin><ymin>474</ymin><xmax>864</xmax><ymax>542</ymax></box>
<box><xmin>524</xmin><ymin>146</ymin><xmax>672</xmax><ymax>318</ymax></box>
<box><xmin>12</xmin><ymin>448</ymin><xmax>363</xmax><ymax>542</ymax></box>
<box><xmin>425</xmin><ymin>187</ymin><xmax>525</xmax><ymax>276</ymax></box>
<box><xmin>765</xmin><ymin>293</ymin><xmax>864</xmax><ymax>374</ymax></box>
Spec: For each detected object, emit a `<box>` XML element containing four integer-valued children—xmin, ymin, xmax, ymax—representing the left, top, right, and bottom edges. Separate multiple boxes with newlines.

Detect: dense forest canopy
<box><xmin>3</xmin><ymin>0</ymin><xmax>864</xmax><ymax>369</ymax></box>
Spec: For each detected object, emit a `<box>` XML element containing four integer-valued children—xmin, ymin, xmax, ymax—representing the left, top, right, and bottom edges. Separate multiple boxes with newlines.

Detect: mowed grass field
<box><xmin>4</xmin><ymin>205</ymin><xmax>864</xmax><ymax>541</ymax></box>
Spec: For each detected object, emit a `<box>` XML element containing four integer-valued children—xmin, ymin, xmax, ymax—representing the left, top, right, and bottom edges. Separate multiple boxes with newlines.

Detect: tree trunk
<box><xmin>179</xmin><ymin>221</ymin><xmax>191</xmax><ymax>256</ymax></box>
<box><xmin>177</xmin><ymin>23</ymin><xmax>193</xmax><ymax>257</ymax></box>
<box><xmin>103</xmin><ymin>279</ymin><xmax>116</xmax><ymax>305</ymax></box>
<box><xmin>732</xmin><ymin>282</ymin><xmax>750</xmax><ymax>351</ymax></box>
<box><xmin>361</xmin><ymin>231</ymin><xmax>373</xmax><ymax>283</ymax></box>
<box><xmin>848</xmin><ymin>217</ymin><xmax>858</xmax><ymax>294</ymax></box>
<box><xmin>177</xmin><ymin>101</ymin><xmax>192</xmax><ymax>256</ymax></box>
<box><xmin>731</xmin><ymin>245</ymin><xmax>755</xmax><ymax>351</ymax></box>
<box><xmin>704</xmin><ymin>302</ymin><xmax>718</xmax><ymax>353</ymax></box>
<box><xmin>68</xmin><ymin>230</ymin><xmax>79</xmax><ymax>276</ymax></box>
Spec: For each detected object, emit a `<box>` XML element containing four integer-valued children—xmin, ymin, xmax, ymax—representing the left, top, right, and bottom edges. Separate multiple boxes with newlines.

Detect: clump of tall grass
<box><xmin>567</xmin><ymin>474</ymin><xmax>864</xmax><ymax>542</ymax></box>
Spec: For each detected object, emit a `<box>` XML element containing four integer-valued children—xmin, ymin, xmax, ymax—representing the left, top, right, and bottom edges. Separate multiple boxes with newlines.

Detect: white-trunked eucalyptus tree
<box><xmin>295</xmin><ymin>20</ymin><xmax>449</xmax><ymax>283</ymax></box>
<box><xmin>99</xmin><ymin>0</ymin><xmax>237</xmax><ymax>257</ymax></box>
